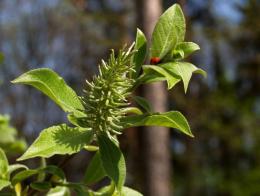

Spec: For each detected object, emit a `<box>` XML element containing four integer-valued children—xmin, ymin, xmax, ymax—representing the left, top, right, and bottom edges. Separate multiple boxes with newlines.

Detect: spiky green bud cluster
<box><xmin>82</xmin><ymin>45</ymin><xmax>135</xmax><ymax>140</ymax></box>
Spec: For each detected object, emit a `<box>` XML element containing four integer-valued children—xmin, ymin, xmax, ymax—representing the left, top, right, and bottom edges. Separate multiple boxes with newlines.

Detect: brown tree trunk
<box><xmin>136</xmin><ymin>0</ymin><xmax>172</xmax><ymax>195</ymax></box>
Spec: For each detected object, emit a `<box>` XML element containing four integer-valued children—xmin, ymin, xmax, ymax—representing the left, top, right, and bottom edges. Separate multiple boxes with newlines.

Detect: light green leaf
<box><xmin>12</xmin><ymin>68</ymin><xmax>84</xmax><ymax>112</ymax></box>
<box><xmin>132</xmin><ymin>28</ymin><xmax>147</xmax><ymax>78</ymax></box>
<box><xmin>11</xmin><ymin>169</ymin><xmax>39</xmax><ymax>185</ymax></box>
<box><xmin>98</xmin><ymin>135</ymin><xmax>126</xmax><ymax>192</ymax></box>
<box><xmin>151</xmin><ymin>4</ymin><xmax>186</xmax><ymax>59</ymax></box>
<box><xmin>0</xmin><ymin>148</ymin><xmax>9</xmax><ymax>180</ymax></box>
<box><xmin>142</xmin><ymin>65</ymin><xmax>180</xmax><ymax>89</ymax></box>
<box><xmin>121</xmin><ymin>111</ymin><xmax>193</xmax><ymax>137</ymax></box>
<box><xmin>8</xmin><ymin>164</ymin><xmax>28</xmax><ymax>176</ymax></box>
<box><xmin>122</xmin><ymin>187</ymin><xmax>143</xmax><ymax>196</ymax></box>
<box><xmin>83</xmin><ymin>151</ymin><xmax>106</xmax><ymax>185</ymax></box>
<box><xmin>174</xmin><ymin>42</ymin><xmax>200</xmax><ymax>59</ymax></box>
<box><xmin>47</xmin><ymin>186</ymin><xmax>70</xmax><ymax>196</ymax></box>
<box><xmin>0</xmin><ymin>179</ymin><xmax>10</xmax><ymax>191</ymax></box>
<box><xmin>133</xmin><ymin>96</ymin><xmax>152</xmax><ymax>113</ymax></box>
<box><xmin>161</xmin><ymin>62</ymin><xmax>206</xmax><ymax>93</ymax></box>
<box><xmin>121</xmin><ymin>107</ymin><xmax>143</xmax><ymax>115</ymax></box>
<box><xmin>17</xmin><ymin>124</ymin><xmax>94</xmax><ymax>161</ymax></box>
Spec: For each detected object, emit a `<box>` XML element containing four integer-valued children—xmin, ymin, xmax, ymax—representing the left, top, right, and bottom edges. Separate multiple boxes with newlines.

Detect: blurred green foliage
<box><xmin>0</xmin><ymin>115</ymin><xmax>27</xmax><ymax>155</ymax></box>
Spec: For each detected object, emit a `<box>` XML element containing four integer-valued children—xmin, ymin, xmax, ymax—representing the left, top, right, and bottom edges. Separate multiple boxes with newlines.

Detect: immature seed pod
<box><xmin>150</xmin><ymin>57</ymin><xmax>161</xmax><ymax>65</ymax></box>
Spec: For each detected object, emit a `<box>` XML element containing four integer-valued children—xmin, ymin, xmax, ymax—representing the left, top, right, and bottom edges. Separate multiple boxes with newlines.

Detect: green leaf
<box><xmin>0</xmin><ymin>148</ymin><xmax>9</xmax><ymax>180</ymax></box>
<box><xmin>151</xmin><ymin>4</ymin><xmax>186</xmax><ymax>59</ymax></box>
<box><xmin>17</xmin><ymin>124</ymin><xmax>94</xmax><ymax>161</ymax></box>
<box><xmin>132</xmin><ymin>28</ymin><xmax>147</xmax><ymax>78</ymax></box>
<box><xmin>174</xmin><ymin>42</ymin><xmax>200</xmax><ymax>59</ymax></box>
<box><xmin>0</xmin><ymin>179</ymin><xmax>10</xmax><ymax>191</ymax></box>
<box><xmin>121</xmin><ymin>107</ymin><xmax>143</xmax><ymax>115</ymax></box>
<box><xmin>133</xmin><ymin>96</ymin><xmax>152</xmax><ymax>113</ymax></box>
<box><xmin>142</xmin><ymin>65</ymin><xmax>180</xmax><ymax>89</ymax></box>
<box><xmin>11</xmin><ymin>169</ymin><xmax>39</xmax><ymax>185</ymax></box>
<box><xmin>83</xmin><ymin>151</ymin><xmax>106</xmax><ymax>185</ymax></box>
<box><xmin>42</xmin><ymin>165</ymin><xmax>65</xmax><ymax>180</ymax></box>
<box><xmin>121</xmin><ymin>111</ymin><xmax>193</xmax><ymax>137</ymax></box>
<box><xmin>47</xmin><ymin>186</ymin><xmax>70</xmax><ymax>196</ymax></box>
<box><xmin>98</xmin><ymin>135</ymin><xmax>126</xmax><ymax>192</ymax></box>
<box><xmin>8</xmin><ymin>164</ymin><xmax>28</xmax><ymax>177</ymax></box>
<box><xmin>12</xmin><ymin>68</ymin><xmax>84</xmax><ymax>112</ymax></box>
<box><xmin>30</xmin><ymin>182</ymin><xmax>52</xmax><ymax>191</ymax></box>
<box><xmin>161</xmin><ymin>62</ymin><xmax>206</xmax><ymax>93</ymax></box>
<box><xmin>122</xmin><ymin>187</ymin><xmax>143</xmax><ymax>196</ymax></box>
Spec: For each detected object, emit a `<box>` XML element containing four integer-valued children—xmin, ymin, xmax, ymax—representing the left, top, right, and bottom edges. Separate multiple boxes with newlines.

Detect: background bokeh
<box><xmin>0</xmin><ymin>0</ymin><xmax>259</xmax><ymax>195</ymax></box>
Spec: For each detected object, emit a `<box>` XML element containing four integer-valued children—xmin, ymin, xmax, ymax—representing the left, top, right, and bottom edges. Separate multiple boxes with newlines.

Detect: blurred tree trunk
<box><xmin>136</xmin><ymin>0</ymin><xmax>171</xmax><ymax>195</ymax></box>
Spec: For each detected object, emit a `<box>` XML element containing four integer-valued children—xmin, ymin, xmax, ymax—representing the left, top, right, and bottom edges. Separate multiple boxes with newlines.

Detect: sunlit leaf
<box><xmin>151</xmin><ymin>4</ymin><xmax>186</xmax><ymax>59</ymax></box>
<box><xmin>17</xmin><ymin>124</ymin><xmax>94</xmax><ymax>161</ymax></box>
<box><xmin>121</xmin><ymin>111</ymin><xmax>193</xmax><ymax>137</ymax></box>
<box><xmin>0</xmin><ymin>148</ymin><xmax>9</xmax><ymax>180</ymax></box>
<box><xmin>0</xmin><ymin>179</ymin><xmax>10</xmax><ymax>191</ymax></box>
<box><xmin>161</xmin><ymin>62</ymin><xmax>206</xmax><ymax>93</ymax></box>
<box><xmin>174</xmin><ymin>42</ymin><xmax>200</xmax><ymax>59</ymax></box>
<box><xmin>132</xmin><ymin>28</ymin><xmax>147</xmax><ymax>78</ymax></box>
<box><xmin>47</xmin><ymin>186</ymin><xmax>70</xmax><ymax>196</ymax></box>
<box><xmin>12</xmin><ymin>68</ymin><xmax>84</xmax><ymax>113</ymax></box>
<box><xmin>142</xmin><ymin>65</ymin><xmax>180</xmax><ymax>89</ymax></box>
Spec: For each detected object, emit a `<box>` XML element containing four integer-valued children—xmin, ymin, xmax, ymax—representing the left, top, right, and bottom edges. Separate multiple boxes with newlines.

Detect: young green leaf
<box><xmin>121</xmin><ymin>107</ymin><xmax>143</xmax><ymax>115</ymax></box>
<box><xmin>0</xmin><ymin>148</ymin><xmax>9</xmax><ymax>180</ymax></box>
<box><xmin>0</xmin><ymin>179</ymin><xmax>10</xmax><ymax>191</ymax></box>
<box><xmin>17</xmin><ymin>124</ymin><xmax>94</xmax><ymax>161</ymax></box>
<box><xmin>12</xmin><ymin>68</ymin><xmax>84</xmax><ymax>113</ymax></box>
<box><xmin>142</xmin><ymin>65</ymin><xmax>181</xmax><ymax>89</ymax></box>
<box><xmin>122</xmin><ymin>187</ymin><xmax>143</xmax><ymax>196</ymax></box>
<box><xmin>174</xmin><ymin>42</ymin><xmax>200</xmax><ymax>59</ymax></box>
<box><xmin>151</xmin><ymin>4</ymin><xmax>186</xmax><ymax>59</ymax></box>
<box><xmin>98</xmin><ymin>135</ymin><xmax>126</xmax><ymax>192</ymax></box>
<box><xmin>47</xmin><ymin>186</ymin><xmax>70</xmax><ymax>196</ymax></box>
<box><xmin>121</xmin><ymin>111</ymin><xmax>193</xmax><ymax>137</ymax></box>
<box><xmin>132</xmin><ymin>28</ymin><xmax>147</xmax><ymax>78</ymax></box>
<box><xmin>161</xmin><ymin>62</ymin><xmax>206</xmax><ymax>93</ymax></box>
<box><xmin>83</xmin><ymin>151</ymin><xmax>106</xmax><ymax>185</ymax></box>
<box><xmin>8</xmin><ymin>164</ymin><xmax>28</xmax><ymax>177</ymax></box>
<box><xmin>133</xmin><ymin>96</ymin><xmax>152</xmax><ymax>113</ymax></box>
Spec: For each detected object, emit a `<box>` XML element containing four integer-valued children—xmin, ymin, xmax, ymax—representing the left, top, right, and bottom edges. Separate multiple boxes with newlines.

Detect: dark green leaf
<box><xmin>98</xmin><ymin>135</ymin><xmax>126</xmax><ymax>192</ymax></box>
<box><xmin>12</xmin><ymin>68</ymin><xmax>84</xmax><ymax>112</ymax></box>
<box><xmin>42</xmin><ymin>165</ymin><xmax>65</xmax><ymax>180</ymax></box>
<box><xmin>11</xmin><ymin>169</ymin><xmax>39</xmax><ymax>185</ymax></box>
<box><xmin>133</xmin><ymin>96</ymin><xmax>152</xmax><ymax>113</ymax></box>
<box><xmin>121</xmin><ymin>111</ymin><xmax>193</xmax><ymax>137</ymax></box>
<box><xmin>0</xmin><ymin>148</ymin><xmax>9</xmax><ymax>180</ymax></box>
<box><xmin>161</xmin><ymin>62</ymin><xmax>206</xmax><ymax>93</ymax></box>
<box><xmin>83</xmin><ymin>151</ymin><xmax>106</xmax><ymax>185</ymax></box>
<box><xmin>132</xmin><ymin>28</ymin><xmax>147</xmax><ymax>78</ymax></box>
<box><xmin>30</xmin><ymin>182</ymin><xmax>52</xmax><ymax>191</ymax></box>
<box><xmin>151</xmin><ymin>4</ymin><xmax>186</xmax><ymax>59</ymax></box>
<box><xmin>17</xmin><ymin>124</ymin><xmax>94</xmax><ymax>161</ymax></box>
